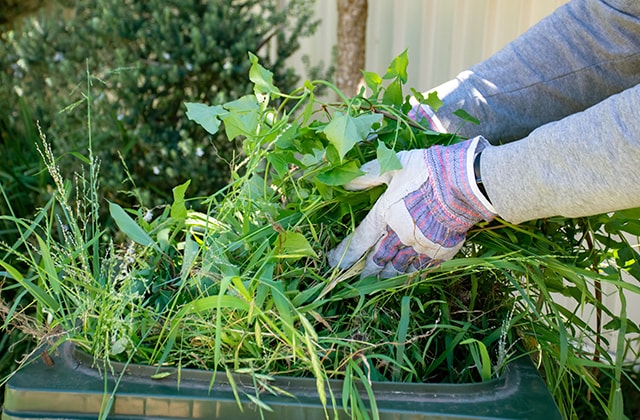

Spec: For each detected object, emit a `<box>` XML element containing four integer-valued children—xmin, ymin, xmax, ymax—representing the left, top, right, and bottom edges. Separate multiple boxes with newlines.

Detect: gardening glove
<box><xmin>327</xmin><ymin>136</ymin><xmax>496</xmax><ymax>278</ymax></box>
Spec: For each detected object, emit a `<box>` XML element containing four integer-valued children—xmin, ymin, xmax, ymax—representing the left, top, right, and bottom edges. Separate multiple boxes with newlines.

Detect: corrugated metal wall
<box><xmin>286</xmin><ymin>0</ymin><xmax>639</xmax><ymax>363</ymax></box>
<box><xmin>288</xmin><ymin>0</ymin><xmax>567</xmax><ymax>89</ymax></box>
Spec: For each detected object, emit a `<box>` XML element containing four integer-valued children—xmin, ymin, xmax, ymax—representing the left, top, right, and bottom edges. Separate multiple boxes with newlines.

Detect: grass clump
<box><xmin>2</xmin><ymin>51</ymin><xmax>640</xmax><ymax>419</ymax></box>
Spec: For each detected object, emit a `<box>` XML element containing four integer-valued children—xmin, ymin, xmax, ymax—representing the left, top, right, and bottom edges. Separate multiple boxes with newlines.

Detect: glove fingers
<box><xmin>372</xmin><ymin>230</ymin><xmax>421</xmax><ymax>273</ymax></box>
<box><xmin>361</xmin><ymin>249</ymin><xmax>384</xmax><ymax>278</ymax></box>
<box><xmin>359</xmin><ymin>232</ymin><xmax>411</xmax><ymax>278</ymax></box>
<box><xmin>386</xmin><ymin>200</ymin><xmax>465</xmax><ymax>261</ymax></box>
<box><xmin>327</xmin><ymin>204</ymin><xmax>387</xmax><ymax>269</ymax></box>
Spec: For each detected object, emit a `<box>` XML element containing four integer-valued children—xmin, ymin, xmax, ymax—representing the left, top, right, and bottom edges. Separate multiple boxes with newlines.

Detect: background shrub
<box><xmin>0</xmin><ymin>0</ymin><xmax>326</xmax><ymax>222</ymax></box>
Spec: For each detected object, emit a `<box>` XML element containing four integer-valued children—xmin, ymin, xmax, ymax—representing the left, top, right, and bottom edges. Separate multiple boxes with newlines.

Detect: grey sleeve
<box><xmin>430</xmin><ymin>0</ymin><xmax>640</xmax><ymax>143</ymax></box>
<box><xmin>481</xmin><ymin>85</ymin><xmax>640</xmax><ymax>224</ymax></box>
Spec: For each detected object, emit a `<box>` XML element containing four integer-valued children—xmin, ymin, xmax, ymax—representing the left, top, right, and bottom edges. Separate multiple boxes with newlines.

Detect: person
<box><xmin>328</xmin><ymin>0</ymin><xmax>640</xmax><ymax>279</ymax></box>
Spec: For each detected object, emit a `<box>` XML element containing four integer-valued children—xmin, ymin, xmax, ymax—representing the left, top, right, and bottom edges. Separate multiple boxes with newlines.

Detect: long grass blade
<box><xmin>393</xmin><ymin>295</ymin><xmax>411</xmax><ymax>381</ymax></box>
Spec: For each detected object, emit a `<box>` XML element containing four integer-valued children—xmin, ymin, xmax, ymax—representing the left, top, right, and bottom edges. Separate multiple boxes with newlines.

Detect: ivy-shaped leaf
<box><xmin>409</xmin><ymin>90</ymin><xmax>444</xmax><ymax>116</ymax></box>
<box><xmin>276</xmin><ymin>231</ymin><xmax>318</xmax><ymax>260</ymax></box>
<box><xmin>362</xmin><ymin>70</ymin><xmax>383</xmax><ymax>96</ymax></box>
<box><xmin>322</xmin><ymin>112</ymin><xmax>383</xmax><ymax>160</ymax></box>
<box><xmin>316</xmin><ymin>160</ymin><xmax>364</xmax><ymax>186</ymax></box>
<box><xmin>171</xmin><ymin>180</ymin><xmax>191</xmax><ymax>219</ymax></box>
<box><xmin>299</xmin><ymin>148</ymin><xmax>325</xmax><ymax>167</ymax></box>
<box><xmin>266</xmin><ymin>153</ymin><xmax>290</xmax><ymax>179</ymax></box>
<box><xmin>383</xmin><ymin>49</ymin><xmax>409</xmax><ymax>83</ymax></box>
<box><xmin>220</xmin><ymin>95</ymin><xmax>260</xmax><ymax>140</ymax></box>
<box><xmin>184</xmin><ymin>102</ymin><xmax>227</xmax><ymax>135</ymax></box>
<box><xmin>273</xmin><ymin>122</ymin><xmax>299</xmax><ymax>149</ymax></box>
<box><xmin>248</xmin><ymin>52</ymin><xmax>280</xmax><ymax>101</ymax></box>
<box><xmin>376</xmin><ymin>141</ymin><xmax>402</xmax><ymax>174</ymax></box>
<box><xmin>383</xmin><ymin>78</ymin><xmax>403</xmax><ymax>106</ymax></box>
<box><xmin>425</xmin><ymin>91</ymin><xmax>443</xmax><ymax>112</ymax></box>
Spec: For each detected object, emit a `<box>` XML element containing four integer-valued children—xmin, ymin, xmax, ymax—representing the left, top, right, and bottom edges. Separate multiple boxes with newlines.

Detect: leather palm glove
<box><xmin>327</xmin><ymin>136</ymin><xmax>496</xmax><ymax>278</ymax></box>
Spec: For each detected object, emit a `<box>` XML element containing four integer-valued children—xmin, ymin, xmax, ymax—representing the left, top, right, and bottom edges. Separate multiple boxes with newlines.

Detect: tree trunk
<box><xmin>336</xmin><ymin>0</ymin><xmax>368</xmax><ymax>96</ymax></box>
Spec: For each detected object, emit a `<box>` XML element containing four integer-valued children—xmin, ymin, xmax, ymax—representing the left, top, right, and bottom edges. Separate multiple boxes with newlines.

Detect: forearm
<box><xmin>481</xmin><ymin>84</ymin><xmax>640</xmax><ymax>224</ymax></box>
<box><xmin>429</xmin><ymin>0</ymin><xmax>640</xmax><ymax>143</ymax></box>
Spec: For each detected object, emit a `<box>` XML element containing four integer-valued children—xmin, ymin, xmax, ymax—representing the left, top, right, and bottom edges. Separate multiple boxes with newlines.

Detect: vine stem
<box><xmin>584</xmin><ymin>229</ymin><xmax>602</xmax><ymax>404</ymax></box>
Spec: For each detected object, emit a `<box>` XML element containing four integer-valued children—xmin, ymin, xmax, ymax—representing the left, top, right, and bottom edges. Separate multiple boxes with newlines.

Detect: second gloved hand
<box><xmin>327</xmin><ymin>136</ymin><xmax>496</xmax><ymax>278</ymax></box>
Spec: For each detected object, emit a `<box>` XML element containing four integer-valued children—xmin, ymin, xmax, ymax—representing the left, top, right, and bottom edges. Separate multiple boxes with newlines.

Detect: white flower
<box><xmin>153</xmin><ymin>166</ymin><xmax>160</xmax><ymax>175</ymax></box>
<box><xmin>196</xmin><ymin>147</ymin><xmax>204</xmax><ymax>157</ymax></box>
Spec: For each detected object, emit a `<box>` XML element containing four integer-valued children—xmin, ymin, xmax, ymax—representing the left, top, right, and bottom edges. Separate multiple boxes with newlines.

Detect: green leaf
<box><xmin>213</xmin><ymin>275</ymin><xmax>234</xmax><ymax>373</ymax></box>
<box><xmin>266</xmin><ymin>152</ymin><xmax>291</xmax><ymax>178</ymax></box>
<box><xmin>603</xmin><ymin>317</ymin><xmax>640</xmax><ymax>335</ymax></box>
<box><xmin>180</xmin><ymin>234</ymin><xmax>200</xmax><ymax>281</ymax></box>
<box><xmin>269</xmin><ymin>279</ymin><xmax>294</xmax><ymax>334</ymax></box>
<box><xmin>383</xmin><ymin>49</ymin><xmax>409</xmax><ymax>83</ymax></box>
<box><xmin>425</xmin><ymin>91</ymin><xmax>443</xmax><ymax>112</ymax></box>
<box><xmin>36</xmin><ymin>235</ymin><xmax>61</xmax><ymax>297</ymax></box>
<box><xmin>225</xmin><ymin>368</ymin><xmax>244</xmax><ymax>412</ymax></box>
<box><xmin>382</xmin><ymin>78</ymin><xmax>403</xmax><ymax>106</ymax></box>
<box><xmin>376</xmin><ymin>141</ymin><xmax>402</xmax><ymax>174</ymax></box>
<box><xmin>342</xmin><ymin>363</ymin><xmax>353</xmax><ymax>415</ymax></box>
<box><xmin>246</xmin><ymin>394</ymin><xmax>274</xmax><ymax>412</ymax></box>
<box><xmin>171</xmin><ymin>180</ymin><xmax>191</xmax><ymax>219</ymax></box>
<box><xmin>185</xmin><ymin>294</ymin><xmax>250</xmax><ymax>313</ymax></box>
<box><xmin>110</xmin><ymin>337</ymin><xmax>129</xmax><ymax>356</ymax></box>
<box><xmin>185</xmin><ymin>102</ymin><xmax>226</xmax><ymax>135</ymax></box>
<box><xmin>453</xmin><ymin>109</ymin><xmax>481</xmax><ymax>125</ymax></box>
<box><xmin>394</xmin><ymin>296</ymin><xmax>411</xmax><ymax>381</ymax></box>
<box><xmin>316</xmin><ymin>161</ymin><xmax>364</xmax><ymax>186</ymax></box>
<box><xmin>0</xmin><ymin>260</ymin><xmax>60</xmax><ymax>312</ymax></box>
<box><xmin>248</xmin><ymin>52</ymin><xmax>280</xmax><ymax>100</ymax></box>
<box><xmin>410</xmin><ymin>89</ymin><xmax>443</xmax><ymax>113</ymax></box>
<box><xmin>322</xmin><ymin>112</ymin><xmax>382</xmax><ymax>160</ymax></box>
<box><xmin>461</xmin><ymin>338</ymin><xmax>492</xmax><ymax>381</ymax></box>
<box><xmin>615</xmin><ymin>207</ymin><xmax>640</xmax><ymax>220</ymax></box>
<box><xmin>273</xmin><ymin>122</ymin><xmax>299</xmax><ymax>149</ymax></box>
<box><xmin>109</xmin><ymin>201</ymin><xmax>160</xmax><ymax>251</ymax></box>
<box><xmin>299</xmin><ymin>148</ymin><xmax>325</xmax><ymax>167</ymax></box>
<box><xmin>276</xmin><ymin>231</ymin><xmax>318</xmax><ymax>259</ymax></box>
<box><xmin>69</xmin><ymin>151</ymin><xmax>91</xmax><ymax>165</ymax></box>
<box><xmin>362</xmin><ymin>70</ymin><xmax>383</xmax><ymax>95</ymax></box>
<box><xmin>220</xmin><ymin>95</ymin><xmax>260</xmax><ymax>140</ymax></box>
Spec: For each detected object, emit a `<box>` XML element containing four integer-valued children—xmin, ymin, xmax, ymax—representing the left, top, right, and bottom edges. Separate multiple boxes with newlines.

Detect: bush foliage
<box><xmin>0</xmin><ymin>0</ymin><xmax>324</xmax><ymax>220</ymax></box>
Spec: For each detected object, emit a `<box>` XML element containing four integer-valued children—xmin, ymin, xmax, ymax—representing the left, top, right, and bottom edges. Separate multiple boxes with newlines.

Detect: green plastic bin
<box><xmin>2</xmin><ymin>342</ymin><xmax>561</xmax><ymax>419</ymax></box>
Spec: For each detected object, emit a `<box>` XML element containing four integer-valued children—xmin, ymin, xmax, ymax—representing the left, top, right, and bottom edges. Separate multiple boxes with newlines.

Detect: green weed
<box><xmin>1</xmin><ymin>51</ymin><xmax>639</xmax><ymax>419</ymax></box>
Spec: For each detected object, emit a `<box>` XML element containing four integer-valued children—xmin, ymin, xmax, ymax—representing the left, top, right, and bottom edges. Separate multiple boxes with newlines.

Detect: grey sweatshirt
<box><xmin>428</xmin><ymin>0</ymin><xmax>640</xmax><ymax>224</ymax></box>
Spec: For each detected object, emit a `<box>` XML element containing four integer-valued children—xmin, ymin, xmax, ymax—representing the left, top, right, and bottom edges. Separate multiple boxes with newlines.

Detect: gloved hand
<box><xmin>327</xmin><ymin>136</ymin><xmax>496</xmax><ymax>278</ymax></box>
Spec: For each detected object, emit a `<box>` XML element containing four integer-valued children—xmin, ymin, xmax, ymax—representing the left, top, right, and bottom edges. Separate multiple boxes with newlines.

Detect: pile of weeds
<box><xmin>2</xmin><ymin>52</ymin><xmax>639</xmax><ymax>419</ymax></box>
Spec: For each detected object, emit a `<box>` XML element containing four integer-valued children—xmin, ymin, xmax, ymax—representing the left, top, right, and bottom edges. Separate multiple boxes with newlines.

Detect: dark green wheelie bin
<box><xmin>2</xmin><ymin>342</ymin><xmax>561</xmax><ymax>419</ymax></box>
